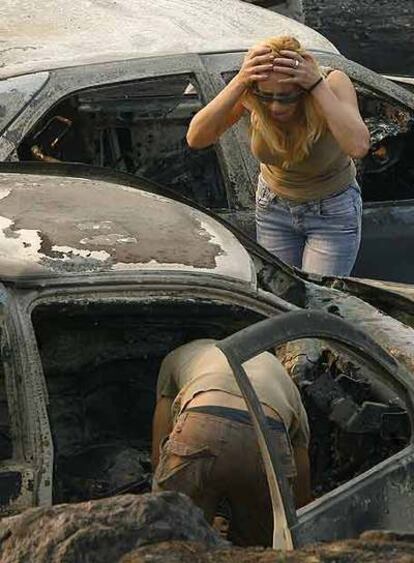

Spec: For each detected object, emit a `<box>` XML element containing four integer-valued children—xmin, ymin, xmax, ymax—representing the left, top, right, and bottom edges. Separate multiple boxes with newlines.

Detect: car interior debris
<box><xmin>30</xmin><ymin>300</ymin><xmax>410</xmax><ymax>504</ymax></box>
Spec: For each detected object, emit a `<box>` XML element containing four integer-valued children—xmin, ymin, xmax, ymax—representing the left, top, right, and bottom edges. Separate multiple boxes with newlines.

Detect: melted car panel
<box><xmin>0</xmin><ymin>173</ymin><xmax>255</xmax><ymax>283</ymax></box>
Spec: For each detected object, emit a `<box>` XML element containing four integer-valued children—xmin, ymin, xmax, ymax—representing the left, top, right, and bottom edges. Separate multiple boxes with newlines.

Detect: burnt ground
<box><xmin>303</xmin><ymin>0</ymin><xmax>414</xmax><ymax>75</ymax></box>
<box><xmin>123</xmin><ymin>539</ymin><xmax>414</xmax><ymax>562</ymax></box>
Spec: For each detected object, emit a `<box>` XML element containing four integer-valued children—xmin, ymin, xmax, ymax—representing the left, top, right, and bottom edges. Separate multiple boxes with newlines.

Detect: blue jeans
<box><xmin>255</xmin><ymin>176</ymin><xmax>362</xmax><ymax>276</ymax></box>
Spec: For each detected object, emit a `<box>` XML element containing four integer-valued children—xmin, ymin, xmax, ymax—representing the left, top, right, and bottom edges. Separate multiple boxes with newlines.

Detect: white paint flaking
<box><xmin>77</xmin><ymin>221</ymin><xmax>115</xmax><ymax>232</ymax></box>
<box><xmin>0</xmin><ymin>174</ymin><xmax>256</xmax><ymax>285</ymax></box>
<box><xmin>0</xmin><ymin>216</ymin><xmax>42</xmax><ymax>260</ymax></box>
<box><xmin>51</xmin><ymin>245</ymin><xmax>110</xmax><ymax>262</ymax></box>
<box><xmin>111</xmin><ymin>215</ymin><xmax>255</xmax><ymax>287</ymax></box>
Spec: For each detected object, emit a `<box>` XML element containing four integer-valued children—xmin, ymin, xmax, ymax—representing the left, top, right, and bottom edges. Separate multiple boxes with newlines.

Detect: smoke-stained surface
<box><xmin>242</xmin><ymin>0</ymin><xmax>304</xmax><ymax>21</ymax></box>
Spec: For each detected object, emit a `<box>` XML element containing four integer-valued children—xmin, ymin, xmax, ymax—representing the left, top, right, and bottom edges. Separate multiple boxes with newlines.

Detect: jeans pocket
<box><xmin>256</xmin><ymin>177</ymin><xmax>275</xmax><ymax>211</ymax></box>
<box><xmin>153</xmin><ymin>436</ymin><xmax>215</xmax><ymax>492</ymax></box>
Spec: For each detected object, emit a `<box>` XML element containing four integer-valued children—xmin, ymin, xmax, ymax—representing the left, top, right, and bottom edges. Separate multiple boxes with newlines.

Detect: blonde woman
<box><xmin>187</xmin><ymin>36</ymin><xmax>370</xmax><ymax>276</ymax></box>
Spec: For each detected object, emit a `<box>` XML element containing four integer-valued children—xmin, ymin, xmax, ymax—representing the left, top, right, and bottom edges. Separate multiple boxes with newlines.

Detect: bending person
<box><xmin>187</xmin><ymin>36</ymin><xmax>370</xmax><ymax>276</ymax></box>
<box><xmin>151</xmin><ymin>338</ymin><xmax>311</xmax><ymax>547</ymax></box>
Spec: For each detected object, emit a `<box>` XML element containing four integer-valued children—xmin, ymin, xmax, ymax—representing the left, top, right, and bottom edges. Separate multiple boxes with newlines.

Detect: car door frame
<box><xmin>15</xmin><ymin>275</ymin><xmax>294</xmax><ymax>508</ymax></box>
<box><xmin>0</xmin><ymin>54</ymin><xmax>252</xmax><ymax>216</ymax></box>
<box><xmin>0</xmin><ymin>284</ymin><xmax>53</xmax><ymax>514</ymax></box>
<box><xmin>216</xmin><ymin>309</ymin><xmax>414</xmax><ymax>549</ymax></box>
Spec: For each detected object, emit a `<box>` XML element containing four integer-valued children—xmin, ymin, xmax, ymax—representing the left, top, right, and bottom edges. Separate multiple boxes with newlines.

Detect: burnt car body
<box><xmin>1</xmin><ymin>0</ymin><xmax>414</xmax><ymax>284</ymax></box>
<box><xmin>384</xmin><ymin>75</ymin><xmax>414</xmax><ymax>94</ymax></box>
<box><xmin>0</xmin><ymin>169</ymin><xmax>413</xmax><ymax>549</ymax></box>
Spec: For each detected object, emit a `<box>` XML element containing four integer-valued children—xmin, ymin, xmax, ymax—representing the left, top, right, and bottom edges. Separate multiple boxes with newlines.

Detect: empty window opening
<box><xmin>19</xmin><ymin>75</ymin><xmax>227</xmax><ymax>208</ymax></box>
<box><xmin>32</xmin><ymin>299</ymin><xmax>263</xmax><ymax>503</ymax></box>
<box><xmin>356</xmin><ymin>84</ymin><xmax>414</xmax><ymax>203</ymax></box>
<box><xmin>276</xmin><ymin>339</ymin><xmax>410</xmax><ymax>497</ymax></box>
<box><xmin>31</xmin><ymin>301</ymin><xmax>410</xmax><ymax>506</ymax></box>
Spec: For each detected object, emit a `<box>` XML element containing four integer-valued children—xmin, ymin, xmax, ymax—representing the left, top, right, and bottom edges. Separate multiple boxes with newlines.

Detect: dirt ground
<box><xmin>122</xmin><ymin>538</ymin><xmax>414</xmax><ymax>562</ymax></box>
<box><xmin>2</xmin><ymin>493</ymin><xmax>414</xmax><ymax>562</ymax></box>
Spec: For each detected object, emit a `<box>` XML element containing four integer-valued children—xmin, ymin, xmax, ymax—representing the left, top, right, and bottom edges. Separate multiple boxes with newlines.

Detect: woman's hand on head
<box><xmin>272</xmin><ymin>50</ymin><xmax>321</xmax><ymax>91</ymax></box>
<box><xmin>236</xmin><ymin>45</ymin><xmax>275</xmax><ymax>88</ymax></box>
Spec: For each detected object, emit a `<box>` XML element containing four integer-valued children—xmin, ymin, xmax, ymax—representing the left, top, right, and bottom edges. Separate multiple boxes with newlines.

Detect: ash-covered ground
<box><xmin>303</xmin><ymin>0</ymin><xmax>414</xmax><ymax>75</ymax></box>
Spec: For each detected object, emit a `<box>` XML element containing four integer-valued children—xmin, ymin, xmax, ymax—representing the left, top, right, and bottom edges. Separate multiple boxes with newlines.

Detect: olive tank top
<box><xmin>251</xmin><ymin>127</ymin><xmax>356</xmax><ymax>202</ymax></box>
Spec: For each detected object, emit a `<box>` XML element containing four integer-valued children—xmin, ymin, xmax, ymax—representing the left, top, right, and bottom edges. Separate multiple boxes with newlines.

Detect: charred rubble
<box><xmin>277</xmin><ymin>339</ymin><xmax>409</xmax><ymax>496</ymax></box>
<box><xmin>32</xmin><ymin>300</ymin><xmax>263</xmax><ymax>503</ymax></box>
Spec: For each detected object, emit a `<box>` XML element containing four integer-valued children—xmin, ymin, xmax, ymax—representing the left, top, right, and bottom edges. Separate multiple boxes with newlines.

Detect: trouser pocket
<box><xmin>153</xmin><ymin>436</ymin><xmax>216</xmax><ymax>494</ymax></box>
<box><xmin>256</xmin><ymin>176</ymin><xmax>276</xmax><ymax>211</ymax></box>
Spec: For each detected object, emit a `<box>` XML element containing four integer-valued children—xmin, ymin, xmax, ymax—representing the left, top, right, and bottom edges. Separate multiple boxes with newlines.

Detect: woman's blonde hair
<box><xmin>244</xmin><ymin>36</ymin><xmax>326</xmax><ymax>167</ymax></box>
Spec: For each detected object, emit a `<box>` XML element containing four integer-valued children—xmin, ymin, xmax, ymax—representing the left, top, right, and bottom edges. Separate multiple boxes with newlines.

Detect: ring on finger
<box><xmin>294</xmin><ymin>59</ymin><xmax>300</xmax><ymax>69</ymax></box>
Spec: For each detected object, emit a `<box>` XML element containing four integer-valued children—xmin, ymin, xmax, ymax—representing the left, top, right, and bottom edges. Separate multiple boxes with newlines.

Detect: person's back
<box><xmin>151</xmin><ymin>339</ymin><xmax>311</xmax><ymax>547</ymax></box>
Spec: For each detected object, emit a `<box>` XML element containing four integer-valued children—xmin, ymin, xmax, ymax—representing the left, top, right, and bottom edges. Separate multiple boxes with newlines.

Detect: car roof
<box><xmin>1</xmin><ymin>0</ymin><xmax>338</xmax><ymax>79</ymax></box>
<box><xmin>0</xmin><ymin>172</ymin><xmax>255</xmax><ymax>285</ymax></box>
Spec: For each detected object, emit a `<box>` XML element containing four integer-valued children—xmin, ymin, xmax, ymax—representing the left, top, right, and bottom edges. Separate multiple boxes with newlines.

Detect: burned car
<box><xmin>0</xmin><ymin>169</ymin><xmax>413</xmax><ymax>550</ymax></box>
<box><xmin>1</xmin><ymin>0</ymin><xmax>414</xmax><ymax>284</ymax></box>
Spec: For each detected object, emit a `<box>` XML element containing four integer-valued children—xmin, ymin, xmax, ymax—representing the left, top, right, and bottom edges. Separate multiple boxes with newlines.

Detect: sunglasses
<box><xmin>250</xmin><ymin>86</ymin><xmax>305</xmax><ymax>105</ymax></box>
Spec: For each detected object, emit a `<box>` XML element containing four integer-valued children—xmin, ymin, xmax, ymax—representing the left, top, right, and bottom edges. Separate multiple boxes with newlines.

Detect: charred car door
<box><xmin>216</xmin><ymin>310</ymin><xmax>414</xmax><ymax>549</ymax></box>
<box><xmin>0</xmin><ymin>284</ymin><xmax>52</xmax><ymax>515</ymax></box>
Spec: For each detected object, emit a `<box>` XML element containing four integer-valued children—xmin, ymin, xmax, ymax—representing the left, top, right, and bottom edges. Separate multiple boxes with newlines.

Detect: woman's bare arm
<box><xmin>308</xmin><ymin>70</ymin><xmax>370</xmax><ymax>158</ymax></box>
<box><xmin>187</xmin><ymin>46</ymin><xmax>275</xmax><ymax>149</ymax></box>
<box><xmin>274</xmin><ymin>51</ymin><xmax>370</xmax><ymax>159</ymax></box>
<box><xmin>186</xmin><ymin>81</ymin><xmax>246</xmax><ymax>149</ymax></box>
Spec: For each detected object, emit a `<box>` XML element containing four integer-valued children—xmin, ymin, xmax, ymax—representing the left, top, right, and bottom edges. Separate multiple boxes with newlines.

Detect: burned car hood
<box><xmin>0</xmin><ymin>0</ymin><xmax>338</xmax><ymax>78</ymax></box>
<box><xmin>0</xmin><ymin>172</ymin><xmax>255</xmax><ymax>285</ymax></box>
<box><xmin>356</xmin><ymin>279</ymin><xmax>414</xmax><ymax>300</ymax></box>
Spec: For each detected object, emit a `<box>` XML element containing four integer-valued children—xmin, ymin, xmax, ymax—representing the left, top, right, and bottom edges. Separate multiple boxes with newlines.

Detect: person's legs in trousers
<box><xmin>256</xmin><ymin>200</ymin><xmax>305</xmax><ymax>268</ymax></box>
<box><xmin>152</xmin><ymin>412</ymin><xmax>222</xmax><ymax>522</ymax></box>
<box><xmin>218</xmin><ymin>423</ymin><xmax>296</xmax><ymax>547</ymax></box>
<box><xmin>153</xmin><ymin>412</ymin><xmax>296</xmax><ymax>547</ymax></box>
<box><xmin>255</xmin><ymin>176</ymin><xmax>305</xmax><ymax>268</ymax></box>
<box><xmin>302</xmin><ymin>185</ymin><xmax>362</xmax><ymax>276</ymax></box>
